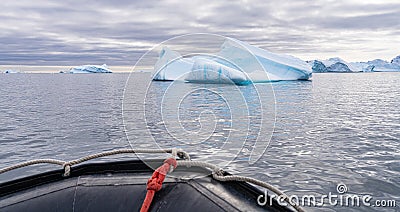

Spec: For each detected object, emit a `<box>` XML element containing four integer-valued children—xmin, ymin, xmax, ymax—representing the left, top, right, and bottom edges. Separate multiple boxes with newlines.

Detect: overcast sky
<box><xmin>1</xmin><ymin>0</ymin><xmax>399</xmax><ymax>65</ymax></box>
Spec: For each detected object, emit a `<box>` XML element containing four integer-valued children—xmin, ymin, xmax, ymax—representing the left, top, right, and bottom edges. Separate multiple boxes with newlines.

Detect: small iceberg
<box><xmin>3</xmin><ymin>70</ymin><xmax>21</xmax><ymax>74</ymax></box>
<box><xmin>153</xmin><ymin>38</ymin><xmax>312</xmax><ymax>85</ymax></box>
<box><xmin>69</xmin><ymin>64</ymin><xmax>112</xmax><ymax>74</ymax></box>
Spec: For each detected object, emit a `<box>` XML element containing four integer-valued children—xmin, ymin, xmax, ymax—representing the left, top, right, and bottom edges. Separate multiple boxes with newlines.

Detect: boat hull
<box><xmin>0</xmin><ymin>160</ymin><xmax>291</xmax><ymax>212</ymax></box>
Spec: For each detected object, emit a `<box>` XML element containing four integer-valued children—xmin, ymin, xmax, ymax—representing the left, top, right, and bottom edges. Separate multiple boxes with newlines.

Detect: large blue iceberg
<box><xmin>153</xmin><ymin>38</ymin><xmax>312</xmax><ymax>84</ymax></box>
<box><xmin>69</xmin><ymin>64</ymin><xmax>112</xmax><ymax>73</ymax></box>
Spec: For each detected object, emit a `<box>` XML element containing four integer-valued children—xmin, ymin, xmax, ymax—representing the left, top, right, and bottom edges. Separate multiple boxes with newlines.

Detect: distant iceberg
<box><xmin>309</xmin><ymin>58</ymin><xmax>355</xmax><ymax>73</ymax></box>
<box><xmin>69</xmin><ymin>64</ymin><xmax>112</xmax><ymax>73</ymax></box>
<box><xmin>3</xmin><ymin>70</ymin><xmax>21</xmax><ymax>74</ymax></box>
<box><xmin>153</xmin><ymin>38</ymin><xmax>312</xmax><ymax>84</ymax></box>
<box><xmin>309</xmin><ymin>55</ymin><xmax>400</xmax><ymax>73</ymax></box>
<box><xmin>366</xmin><ymin>59</ymin><xmax>400</xmax><ymax>72</ymax></box>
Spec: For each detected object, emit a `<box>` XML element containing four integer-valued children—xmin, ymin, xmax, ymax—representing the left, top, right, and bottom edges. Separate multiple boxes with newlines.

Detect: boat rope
<box><xmin>177</xmin><ymin>161</ymin><xmax>305</xmax><ymax>212</ymax></box>
<box><xmin>0</xmin><ymin>148</ymin><xmax>190</xmax><ymax>177</ymax></box>
<box><xmin>0</xmin><ymin>148</ymin><xmax>303</xmax><ymax>212</ymax></box>
<box><xmin>140</xmin><ymin>158</ymin><xmax>177</xmax><ymax>212</ymax></box>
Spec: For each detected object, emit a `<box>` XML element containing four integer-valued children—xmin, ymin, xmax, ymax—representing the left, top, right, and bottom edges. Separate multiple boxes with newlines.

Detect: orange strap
<box><xmin>140</xmin><ymin>158</ymin><xmax>177</xmax><ymax>212</ymax></box>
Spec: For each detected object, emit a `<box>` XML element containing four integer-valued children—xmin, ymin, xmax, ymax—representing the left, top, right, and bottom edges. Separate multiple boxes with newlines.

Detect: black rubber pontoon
<box><xmin>0</xmin><ymin>159</ymin><xmax>292</xmax><ymax>212</ymax></box>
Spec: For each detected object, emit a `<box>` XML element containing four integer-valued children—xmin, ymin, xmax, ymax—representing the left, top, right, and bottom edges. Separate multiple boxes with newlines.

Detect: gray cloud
<box><xmin>0</xmin><ymin>0</ymin><xmax>399</xmax><ymax>65</ymax></box>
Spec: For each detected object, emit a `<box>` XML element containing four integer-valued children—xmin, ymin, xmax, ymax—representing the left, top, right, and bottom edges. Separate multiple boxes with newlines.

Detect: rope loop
<box><xmin>62</xmin><ymin>163</ymin><xmax>71</xmax><ymax>177</ymax></box>
<box><xmin>213</xmin><ymin>168</ymin><xmax>225</xmax><ymax>176</ymax></box>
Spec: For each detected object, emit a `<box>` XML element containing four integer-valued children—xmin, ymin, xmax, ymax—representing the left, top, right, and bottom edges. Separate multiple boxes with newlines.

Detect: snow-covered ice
<box><xmin>69</xmin><ymin>64</ymin><xmax>112</xmax><ymax>73</ymax></box>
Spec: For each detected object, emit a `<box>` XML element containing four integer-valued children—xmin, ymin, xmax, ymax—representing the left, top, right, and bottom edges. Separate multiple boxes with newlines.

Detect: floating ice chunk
<box><xmin>69</xmin><ymin>64</ymin><xmax>112</xmax><ymax>73</ymax></box>
<box><xmin>185</xmin><ymin>57</ymin><xmax>250</xmax><ymax>85</ymax></box>
<box><xmin>153</xmin><ymin>38</ymin><xmax>312</xmax><ymax>84</ymax></box>
<box><xmin>3</xmin><ymin>70</ymin><xmax>20</xmax><ymax>74</ymax></box>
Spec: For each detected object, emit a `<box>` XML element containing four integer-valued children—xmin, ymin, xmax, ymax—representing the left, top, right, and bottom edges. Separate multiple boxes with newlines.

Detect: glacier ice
<box><xmin>69</xmin><ymin>64</ymin><xmax>112</xmax><ymax>73</ymax></box>
<box><xmin>152</xmin><ymin>38</ymin><xmax>312</xmax><ymax>84</ymax></box>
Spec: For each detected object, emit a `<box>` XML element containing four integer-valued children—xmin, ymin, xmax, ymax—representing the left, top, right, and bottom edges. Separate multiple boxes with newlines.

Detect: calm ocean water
<box><xmin>0</xmin><ymin>72</ymin><xmax>399</xmax><ymax>211</ymax></box>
